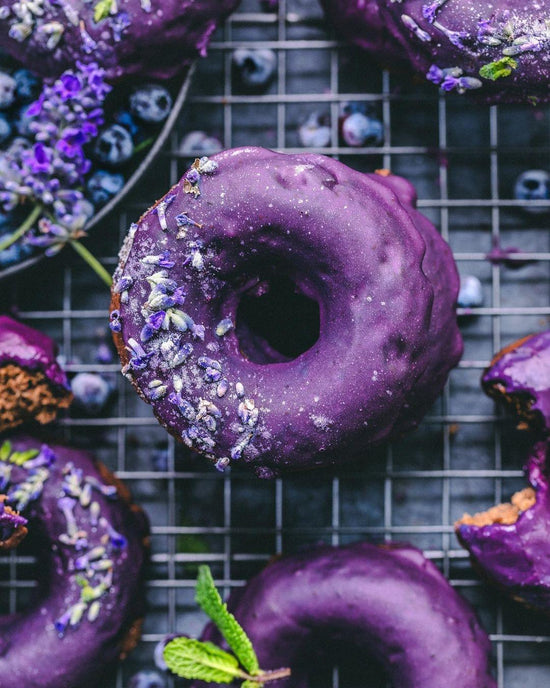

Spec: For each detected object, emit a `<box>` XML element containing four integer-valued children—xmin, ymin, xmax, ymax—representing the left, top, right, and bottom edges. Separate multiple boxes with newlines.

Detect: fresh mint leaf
<box><xmin>94</xmin><ymin>0</ymin><xmax>114</xmax><ymax>22</ymax></box>
<box><xmin>163</xmin><ymin>637</ymin><xmax>244</xmax><ymax>683</ymax></box>
<box><xmin>10</xmin><ymin>449</ymin><xmax>39</xmax><ymax>466</ymax></box>
<box><xmin>0</xmin><ymin>441</ymin><xmax>11</xmax><ymax>462</ymax></box>
<box><xmin>196</xmin><ymin>565</ymin><xmax>260</xmax><ymax>675</ymax></box>
<box><xmin>479</xmin><ymin>57</ymin><xmax>517</xmax><ymax>81</ymax></box>
<box><xmin>242</xmin><ymin>681</ymin><xmax>263</xmax><ymax>688</ymax></box>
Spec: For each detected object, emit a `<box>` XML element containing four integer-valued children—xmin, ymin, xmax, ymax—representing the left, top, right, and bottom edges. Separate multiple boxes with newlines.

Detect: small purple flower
<box><xmin>186</xmin><ymin>168</ymin><xmax>200</xmax><ymax>184</ymax></box>
<box><xmin>140</xmin><ymin>310</ymin><xmax>167</xmax><ymax>342</ymax></box>
<box><xmin>25</xmin><ymin>445</ymin><xmax>56</xmax><ymax>470</ymax></box>
<box><xmin>109</xmin><ymin>310</ymin><xmax>122</xmax><ymax>333</ymax></box>
<box><xmin>111</xmin><ymin>11</ymin><xmax>131</xmax><ymax>41</ymax></box>
<box><xmin>126</xmin><ymin>338</ymin><xmax>154</xmax><ymax>370</ymax></box>
<box><xmin>99</xmin><ymin>516</ymin><xmax>127</xmax><ymax>549</ymax></box>
<box><xmin>426</xmin><ymin>64</ymin><xmax>444</xmax><ymax>84</ymax></box>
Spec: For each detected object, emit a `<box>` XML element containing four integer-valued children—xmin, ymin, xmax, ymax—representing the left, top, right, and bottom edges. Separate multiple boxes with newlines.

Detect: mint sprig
<box><xmin>93</xmin><ymin>0</ymin><xmax>116</xmax><ymax>22</ymax></box>
<box><xmin>163</xmin><ymin>565</ymin><xmax>291</xmax><ymax>686</ymax></box>
<box><xmin>479</xmin><ymin>57</ymin><xmax>518</xmax><ymax>81</ymax></box>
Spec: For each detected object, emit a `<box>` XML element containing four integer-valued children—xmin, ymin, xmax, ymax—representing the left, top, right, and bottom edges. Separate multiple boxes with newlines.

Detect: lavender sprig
<box><xmin>0</xmin><ymin>62</ymin><xmax>113</xmax><ymax>285</ymax></box>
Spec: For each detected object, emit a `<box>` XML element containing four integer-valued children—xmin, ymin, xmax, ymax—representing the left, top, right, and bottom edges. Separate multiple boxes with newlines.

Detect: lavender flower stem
<box><xmin>69</xmin><ymin>240</ymin><xmax>113</xmax><ymax>288</ymax></box>
<box><xmin>0</xmin><ymin>205</ymin><xmax>43</xmax><ymax>253</ymax></box>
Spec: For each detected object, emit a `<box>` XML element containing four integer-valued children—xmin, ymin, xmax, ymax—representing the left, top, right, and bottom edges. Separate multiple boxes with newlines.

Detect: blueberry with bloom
<box><xmin>0</xmin><ymin>61</ymin><xmax>113</xmax><ymax>285</ymax></box>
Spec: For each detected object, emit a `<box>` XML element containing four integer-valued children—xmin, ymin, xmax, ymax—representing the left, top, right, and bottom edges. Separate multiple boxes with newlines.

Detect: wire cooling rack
<box><xmin>2</xmin><ymin>0</ymin><xmax>550</xmax><ymax>686</ymax></box>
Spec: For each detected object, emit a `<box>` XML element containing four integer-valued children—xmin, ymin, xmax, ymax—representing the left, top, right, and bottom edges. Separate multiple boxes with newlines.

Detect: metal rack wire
<box><xmin>2</xmin><ymin>0</ymin><xmax>550</xmax><ymax>686</ymax></box>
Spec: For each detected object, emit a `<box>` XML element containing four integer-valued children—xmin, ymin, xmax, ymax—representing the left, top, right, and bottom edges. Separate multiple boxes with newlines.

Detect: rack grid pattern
<box><xmin>2</xmin><ymin>1</ymin><xmax>550</xmax><ymax>686</ymax></box>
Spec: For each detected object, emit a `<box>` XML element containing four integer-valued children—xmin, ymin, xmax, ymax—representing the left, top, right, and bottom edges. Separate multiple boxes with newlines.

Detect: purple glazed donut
<box><xmin>482</xmin><ymin>330</ymin><xmax>550</xmax><ymax>434</ymax></box>
<box><xmin>319</xmin><ymin>0</ymin><xmax>550</xmax><ymax>104</ymax></box>
<box><xmin>110</xmin><ymin>147</ymin><xmax>463</xmax><ymax>477</ymax></box>
<box><xmin>176</xmin><ymin>542</ymin><xmax>495</xmax><ymax>687</ymax></box>
<box><xmin>0</xmin><ymin>315</ymin><xmax>72</xmax><ymax>433</ymax></box>
<box><xmin>456</xmin><ymin>441</ymin><xmax>550</xmax><ymax>613</ymax></box>
<box><xmin>0</xmin><ymin>436</ymin><xmax>149</xmax><ymax>687</ymax></box>
<box><xmin>0</xmin><ymin>0</ymin><xmax>240</xmax><ymax>82</ymax></box>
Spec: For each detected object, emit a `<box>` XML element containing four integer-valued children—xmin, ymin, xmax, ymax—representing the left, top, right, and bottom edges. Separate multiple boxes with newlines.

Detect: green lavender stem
<box><xmin>70</xmin><ymin>240</ymin><xmax>112</xmax><ymax>288</ymax></box>
<box><xmin>0</xmin><ymin>205</ymin><xmax>42</xmax><ymax>253</ymax></box>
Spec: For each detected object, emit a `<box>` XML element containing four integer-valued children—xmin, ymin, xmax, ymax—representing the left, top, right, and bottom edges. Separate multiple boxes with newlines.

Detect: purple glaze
<box><xmin>0</xmin><ymin>315</ymin><xmax>69</xmax><ymax>390</ymax></box>
<box><xmin>0</xmin><ymin>436</ymin><xmax>149</xmax><ymax>688</ymax></box>
<box><xmin>457</xmin><ymin>441</ymin><xmax>550</xmax><ymax>612</ymax></box>
<box><xmin>482</xmin><ymin>330</ymin><xmax>550</xmax><ymax>433</ymax></box>
<box><xmin>320</xmin><ymin>0</ymin><xmax>550</xmax><ymax>104</ymax></box>
<box><xmin>186</xmin><ymin>542</ymin><xmax>495</xmax><ymax>688</ymax></box>
<box><xmin>0</xmin><ymin>0</ymin><xmax>241</xmax><ymax>82</ymax></box>
<box><xmin>111</xmin><ymin>147</ymin><xmax>462</xmax><ymax>477</ymax></box>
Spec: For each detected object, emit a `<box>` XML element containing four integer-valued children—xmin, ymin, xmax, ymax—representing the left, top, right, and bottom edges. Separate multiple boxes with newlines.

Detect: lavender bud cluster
<box><xmin>0</xmin><ymin>61</ymin><xmax>111</xmax><ymax>256</ymax></box>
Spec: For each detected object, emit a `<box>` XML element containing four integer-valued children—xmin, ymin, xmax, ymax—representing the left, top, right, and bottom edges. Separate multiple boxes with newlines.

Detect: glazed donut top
<box><xmin>0</xmin><ymin>436</ymin><xmax>149</xmax><ymax>688</ymax></box>
<box><xmin>320</xmin><ymin>0</ymin><xmax>550</xmax><ymax>103</ymax></box>
<box><xmin>111</xmin><ymin>147</ymin><xmax>462</xmax><ymax>477</ymax></box>
<box><xmin>482</xmin><ymin>330</ymin><xmax>550</xmax><ymax>433</ymax></box>
<box><xmin>189</xmin><ymin>542</ymin><xmax>496</xmax><ymax>688</ymax></box>
<box><xmin>0</xmin><ymin>0</ymin><xmax>240</xmax><ymax>81</ymax></box>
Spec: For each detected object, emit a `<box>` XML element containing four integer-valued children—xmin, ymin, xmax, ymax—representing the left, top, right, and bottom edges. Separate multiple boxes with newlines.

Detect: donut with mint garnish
<box><xmin>110</xmin><ymin>147</ymin><xmax>462</xmax><ymax>477</ymax></box>
<box><xmin>0</xmin><ymin>436</ymin><xmax>149</xmax><ymax>687</ymax></box>
<box><xmin>0</xmin><ymin>0</ymin><xmax>241</xmax><ymax>82</ymax></box>
<box><xmin>319</xmin><ymin>0</ymin><xmax>550</xmax><ymax>103</ymax></box>
<box><xmin>167</xmin><ymin>542</ymin><xmax>496</xmax><ymax>687</ymax></box>
<box><xmin>0</xmin><ymin>315</ymin><xmax>72</xmax><ymax>433</ymax></box>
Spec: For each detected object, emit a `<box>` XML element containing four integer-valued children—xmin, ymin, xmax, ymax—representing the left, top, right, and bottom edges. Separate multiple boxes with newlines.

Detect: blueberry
<box><xmin>298</xmin><ymin>112</ymin><xmax>331</xmax><ymax>148</ymax></box>
<box><xmin>514</xmin><ymin>169</ymin><xmax>550</xmax><ymax>214</ymax></box>
<box><xmin>0</xmin><ymin>72</ymin><xmax>16</xmax><ymax>109</ymax></box>
<box><xmin>130</xmin><ymin>84</ymin><xmax>173</xmax><ymax>123</ymax></box>
<box><xmin>13</xmin><ymin>69</ymin><xmax>40</xmax><ymax>103</ymax></box>
<box><xmin>0</xmin><ymin>112</ymin><xmax>11</xmax><ymax>143</ymax></box>
<box><xmin>93</xmin><ymin>124</ymin><xmax>134</xmax><ymax>167</ymax></box>
<box><xmin>232</xmin><ymin>48</ymin><xmax>277</xmax><ymax>92</ymax></box>
<box><xmin>114</xmin><ymin>109</ymin><xmax>141</xmax><ymax>137</ymax></box>
<box><xmin>95</xmin><ymin>341</ymin><xmax>114</xmax><ymax>364</ymax></box>
<box><xmin>86</xmin><ymin>169</ymin><xmax>125</xmax><ymax>207</ymax></box>
<box><xmin>341</xmin><ymin>112</ymin><xmax>383</xmax><ymax>147</ymax></box>
<box><xmin>14</xmin><ymin>103</ymin><xmax>34</xmax><ymax>137</ymax></box>
<box><xmin>70</xmin><ymin>373</ymin><xmax>112</xmax><ymax>415</ymax></box>
<box><xmin>128</xmin><ymin>671</ymin><xmax>165</xmax><ymax>688</ymax></box>
<box><xmin>151</xmin><ymin>449</ymin><xmax>169</xmax><ymax>472</ymax></box>
<box><xmin>457</xmin><ymin>275</ymin><xmax>483</xmax><ymax>309</ymax></box>
<box><xmin>0</xmin><ymin>241</ymin><xmax>33</xmax><ymax>269</ymax></box>
<box><xmin>179</xmin><ymin>130</ymin><xmax>223</xmax><ymax>157</ymax></box>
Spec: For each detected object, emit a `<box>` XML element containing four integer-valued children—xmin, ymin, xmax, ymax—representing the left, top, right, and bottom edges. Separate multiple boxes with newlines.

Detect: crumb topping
<box><xmin>456</xmin><ymin>486</ymin><xmax>536</xmax><ymax>527</ymax></box>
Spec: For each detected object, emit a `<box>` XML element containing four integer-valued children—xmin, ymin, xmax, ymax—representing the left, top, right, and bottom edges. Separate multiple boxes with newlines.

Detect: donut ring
<box><xmin>456</xmin><ymin>440</ymin><xmax>550</xmax><ymax>614</ymax></box>
<box><xmin>110</xmin><ymin>147</ymin><xmax>462</xmax><ymax>477</ymax></box>
<box><xmin>0</xmin><ymin>436</ymin><xmax>149</xmax><ymax>687</ymax></box>
<box><xmin>178</xmin><ymin>542</ymin><xmax>495</xmax><ymax>687</ymax></box>
<box><xmin>0</xmin><ymin>0</ymin><xmax>240</xmax><ymax>81</ymax></box>
<box><xmin>319</xmin><ymin>0</ymin><xmax>550</xmax><ymax>104</ymax></box>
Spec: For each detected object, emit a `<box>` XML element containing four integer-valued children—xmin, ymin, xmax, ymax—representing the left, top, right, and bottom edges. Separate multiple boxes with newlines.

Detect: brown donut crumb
<box><xmin>456</xmin><ymin>487</ymin><xmax>536</xmax><ymax>527</ymax></box>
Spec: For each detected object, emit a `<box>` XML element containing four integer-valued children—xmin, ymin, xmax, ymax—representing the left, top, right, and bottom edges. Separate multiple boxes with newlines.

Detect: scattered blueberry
<box><xmin>298</xmin><ymin>112</ymin><xmax>331</xmax><ymax>148</ymax></box>
<box><xmin>86</xmin><ymin>169</ymin><xmax>125</xmax><ymax>207</ymax></box>
<box><xmin>13</xmin><ymin>69</ymin><xmax>40</xmax><ymax>103</ymax></box>
<box><xmin>70</xmin><ymin>373</ymin><xmax>112</xmax><ymax>415</ymax></box>
<box><xmin>128</xmin><ymin>670</ymin><xmax>166</xmax><ymax>688</ymax></box>
<box><xmin>232</xmin><ymin>48</ymin><xmax>277</xmax><ymax>92</ymax></box>
<box><xmin>93</xmin><ymin>124</ymin><xmax>134</xmax><ymax>167</ymax></box>
<box><xmin>14</xmin><ymin>103</ymin><xmax>34</xmax><ymax>137</ymax></box>
<box><xmin>0</xmin><ymin>241</ymin><xmax>33</xmax><ymax>268</ymax></box>
<box><xmin>151</xmin><ymin>448</ymin><xmax>169</xmax><ymax>472</ymax></box>
<box><xmin>0</xmin><ymin>71</ymin><xmax>16</xmax><ymax>109</ymax></box>
<box><xmin>179</xmin><ymin>130</ymin><xmax>223</xmax><ymax>157</ymax></box>
<box><xmin>514</xmin><ymin>169</ymin><xmax>550</xmax><ymax>214</ymax></box>
<box><xmin>457</xmin><ymin>275</ymin><xmax>483</xmax><ymax>309</ymax></box>
<box><xmin>113</xmin><ymin>109</ymin><xmax>141</xmax><ymax>137</ymax></box>
<box><xmin>95</xmin><ymin>341</ymin><xmax>114</xmax><ymax>364</ymax></box>
<box><xmin>130</xmin><ymin>84</ymin><xmax>173</xmax><ymax>123</ymax></box>
<box><xmin>341</xmin><ymin>101</ymin><xmax>370</xmax><ymax>117</ymax></box>
<box><xmin>0</xmin><ymin>113</ymin><xmax>11</xmax><ymax>143</ymax></box>
<box><xmin>341</xmin><ymin>112</ymin><xmax>383</xmax><ymax>147</ymax></box>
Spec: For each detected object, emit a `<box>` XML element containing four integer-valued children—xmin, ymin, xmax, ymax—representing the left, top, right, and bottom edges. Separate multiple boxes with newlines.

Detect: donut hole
<box><xmin>236</xmin><ymin>274</ymin><xmax>320</xmax><ymax>363</ymax></box>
